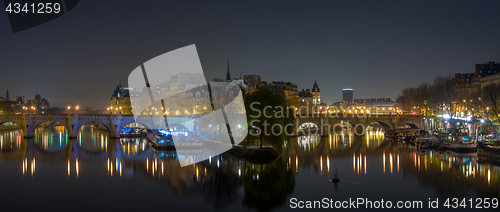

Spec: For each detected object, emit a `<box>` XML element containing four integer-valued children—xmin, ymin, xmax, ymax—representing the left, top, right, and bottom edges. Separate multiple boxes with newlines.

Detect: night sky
<box><xmin>1</xmin><ymin>0</ymin><xmax>500</xmax><ymax>110</ymax></box>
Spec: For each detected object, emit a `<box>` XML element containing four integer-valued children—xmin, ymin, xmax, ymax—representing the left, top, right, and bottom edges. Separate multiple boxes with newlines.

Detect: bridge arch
<box><xmin>77</xmin><ymin>122</ymin><xmax>111</xmax><ymax>131</ymax></box>
<box><xmin>117</xmin><ymin>117</ymin><xmax>155</xmax><ymax>138</ymax></box>
<box><xmin>0</xmin><ymin>117</ymin><xmax>24</xmax><ymax>127</ymax></box>
<box><xmin>33</xmin><ymin>121</ymin><xmax>65</xmax><ymax>133</ymax></box>
<box><xmin>122</xmin><ymin>122</ymin><xmax>151</xmax><ymax>129</ymax></box>
<box><xmin>75</xmin><ymin>121</ymin><xmax>112</xmax><ymax>138</ymax></box>
<box><xmin>327</xmin><ymin>120</ymin><xmax>356</xmax><ymax>134</ymax></box>
<box><xmin>32</xmin><ymin>121</ymin><xmax>68</xmax><ymax>142</ymax></box>
<box><xmin>167</xmin><ymin>123</ymin><xmax>189</xmax><ymax>131</ymax></box>
<box><xmin>0</xmin><ymin>122</ymin><xmax>21</xmax><ymax>127</ymax></box>
<box><xmin>297</xmin><ymin>122</ymin><xmax>319</xmax><ymax>131</ymax></box>
<box><xmin>404</xmin><ymin>123</ymin><xmax>419</xmax><ymax>129</ymax></box>
<box><xmin>367</xmin><ymin>121</ymin><xmax>392</xmax><ymax>132</ymax></box>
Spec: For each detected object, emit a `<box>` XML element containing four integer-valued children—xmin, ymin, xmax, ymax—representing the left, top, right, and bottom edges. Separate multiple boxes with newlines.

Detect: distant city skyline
<box><xmin>1</xmin><ymin>1</ymin><xmax>500</xmax><ymax>109</ymax></box>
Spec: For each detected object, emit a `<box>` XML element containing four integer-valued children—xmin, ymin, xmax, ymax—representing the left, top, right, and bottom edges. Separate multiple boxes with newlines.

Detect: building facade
<box><xmin>330</xmin><ymin>97</ymin><xmax>400</xmax><ymax>115</ymax></box>
<box><xmin>110</xmin><ymin>84</ymin><xmax>133</xmax><ymax>114</ymax></box>
<box><xmin>298</xmin><ymin>81</ymin><xmax>321</xmax><ymax>114</ymax></box>
<box><xmin>342</xmin><ymin>88</ymin><xmax>353</xmax><ymax>103</ymax></box>
<box><xmin>243</xmin><ymin>74</ymin><xmax>299</xmax><ymax>108</ymax></box>
<box><xmin>0</xmin><ymin>91</ymin><xmax>51</xmax><ymax>115</ymax></box>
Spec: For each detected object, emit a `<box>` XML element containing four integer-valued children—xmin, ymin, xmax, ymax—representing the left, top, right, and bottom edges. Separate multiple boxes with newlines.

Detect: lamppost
<box><xmin>68</xmin><ymin>106</ymin><xmax>71</xmax><ymax>114</ymax></box>
<box><xmin>76</xmin><ymin>106</ymin><xmax>79</xmax><ymax>114</ymax></box>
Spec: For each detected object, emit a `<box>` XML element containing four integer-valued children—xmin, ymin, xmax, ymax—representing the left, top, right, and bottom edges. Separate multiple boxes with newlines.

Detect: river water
<box><xmin>0</xmin><ymin>126</ymin><xmax>498</xmax><ymax>211</ymax></box>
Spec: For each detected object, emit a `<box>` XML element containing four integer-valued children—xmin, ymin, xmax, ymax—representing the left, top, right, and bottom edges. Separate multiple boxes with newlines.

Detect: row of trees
<box><xmin>397</xmin><ymin>75</ymin><xmax>500</xmax><ymax>123</ymax></box>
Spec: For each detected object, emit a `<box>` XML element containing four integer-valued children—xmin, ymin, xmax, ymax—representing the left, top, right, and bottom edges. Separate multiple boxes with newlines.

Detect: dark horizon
<box><xmin>1</xmin><ymin>0</ymin><xmax>500</xmax><ymax>110</ymax></box>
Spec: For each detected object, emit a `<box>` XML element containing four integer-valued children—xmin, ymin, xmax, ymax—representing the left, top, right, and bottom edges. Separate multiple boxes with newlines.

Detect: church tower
<box><xmin>226</xmin><ymin>60</ymin><xmax>231</xmax><ymax>81</ymax></box>
<box><xmin>312</xmin><ymin>81</ymin><xmax>320</xmax><ymax>105</ymax></box>
<box><xmin>6</xmin><ymin>89</ymin><xmax>9</xmax><ymax>101</ymax></box>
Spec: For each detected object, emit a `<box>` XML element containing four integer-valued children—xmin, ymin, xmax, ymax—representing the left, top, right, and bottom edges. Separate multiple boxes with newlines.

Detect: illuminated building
<box><xmin>26</xmin><ymin>94</ymin><xmax>50</xmax><ymax>110</ymax></box>
<box><xmin>243</xmin><ymin>74</ymin><xmax>299</xmax><ymax>108</ymax></box>
<box><xmin>330</xmin><ymin>97</ymin><xmax>399</xmax><ymax>115</ymax></box>
<box><xmin>110</xmin><ymin>83</ymin><xmax>133</xmax><ymax>114</ymax></box>
<box><xmin>298</xmin><ymin>81</ymin><xmax>321</xmax><ymax>114</ymax></box>
<box><xmin>0</xmin><ymin>91</ymin><xmax>50</xmax><ymax>114</ymax></box>
<box><xmin>342</xmin><ymin>88</ymin><xmax>353</xmax><ymax>103</ymax></box>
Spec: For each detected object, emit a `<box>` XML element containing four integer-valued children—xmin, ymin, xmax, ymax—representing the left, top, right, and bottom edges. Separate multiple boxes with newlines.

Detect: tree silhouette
<box><xmin>244</xmin><ymin>88</ymin><xmax>295</xmax><ymax>149</ymax></box>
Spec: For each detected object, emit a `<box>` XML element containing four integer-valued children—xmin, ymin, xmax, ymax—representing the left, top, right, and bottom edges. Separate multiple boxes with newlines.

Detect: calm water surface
<box><xmin>0</xmin><ymin>126</ymin><xmax>498</xmax><ymax>211</ymax></box>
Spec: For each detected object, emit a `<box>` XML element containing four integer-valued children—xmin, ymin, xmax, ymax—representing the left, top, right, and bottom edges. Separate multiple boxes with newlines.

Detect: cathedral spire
<box><xmin>226</xmin><ymin>60</ymin><xmax>231</xmax><ymax>81</ymax></box>
<box><xmin>313</xmin><ymin>80</ymin><xmax>320</xmax><ymax>92</ymax></box>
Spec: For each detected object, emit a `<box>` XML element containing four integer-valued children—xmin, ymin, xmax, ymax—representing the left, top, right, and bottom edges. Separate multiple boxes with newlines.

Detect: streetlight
<box><xmin>76</xmin><ymin>106</ymin><xmax>79</xmax><ymax>114</ymax></box>
<box><xmin>68</xmin><ymin>106</ymin><xmax>71</xmax><ymax>114</ymax></box>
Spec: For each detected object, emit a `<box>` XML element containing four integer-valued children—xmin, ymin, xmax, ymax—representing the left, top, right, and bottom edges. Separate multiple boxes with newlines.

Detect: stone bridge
<box><xmin>0</xmin><ymin>114</ymin><xmax>193</xmax><ymax>138</ymax></box>
<box><xmin>295</xmin><ymin>114</ymin><xmax>422</xmax><ymax>135</ymax></box>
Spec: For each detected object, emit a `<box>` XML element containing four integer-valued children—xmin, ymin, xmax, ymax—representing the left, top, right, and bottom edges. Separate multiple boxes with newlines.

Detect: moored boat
<box><xmin>478</xmin><ymin>143</ymin><xmax>500</xmax><ymax>159</ymax></box>
<box><xmin>147</xmin><ymin>130</ymin><xmax>203</xmax><ymax>150</ymax></box>
<box><xmin>120</xmin><ymin>127</ymin><xmax>146</xmax><ymax>137</ymax></box>
<box><xmin>439</xmin><ymin>136</ymin><xmax>477</xmax><ymax>152</ymax></box>
<box><xmin>415</xmin><ymin>136</ymin><xmax>438</xmax><ymax>149</ymax></box>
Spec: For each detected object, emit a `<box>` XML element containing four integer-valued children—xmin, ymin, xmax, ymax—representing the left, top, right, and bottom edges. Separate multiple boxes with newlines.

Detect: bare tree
<box><xmin>482</xmin><ymin>83</ymin><xmax>500</xmax><ymax>123</ymax></box>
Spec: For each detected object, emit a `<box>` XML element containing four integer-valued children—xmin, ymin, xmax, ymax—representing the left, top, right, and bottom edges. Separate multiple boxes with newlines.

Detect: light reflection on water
<box><xmin>0</xmin><ymin>130</ymin><xmax>23</xmax><ymax>152</ymax></box>
<box><xmin>34</xmin><ymin>125</ymin><xmax>67</xmax><ymax>153</ymax></box>
<box><xmin>0</xmin><ymin>126</ymin><xmax>498</xmax><ymax>211</ymax></box>
<box><xmin>78</xmin><ymin>124</ymin><xmax>109</xmax><ymax>152</ymax></box>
